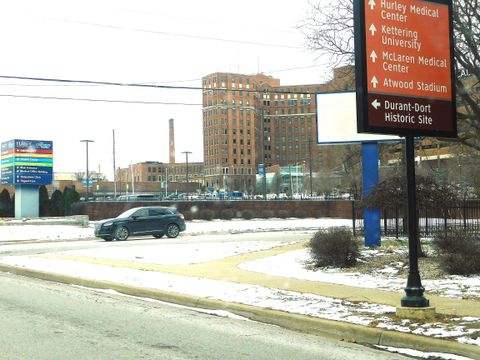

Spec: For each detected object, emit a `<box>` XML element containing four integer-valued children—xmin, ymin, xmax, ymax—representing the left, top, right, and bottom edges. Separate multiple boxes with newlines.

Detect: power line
<box><xmin>45</xmin><ymin>17</ymin><xmax>302</xmax><ymax>49</ymax></box>
<box><xmin>0</xmin><ymin>63</ymin><xmax>324</xmax><ymax>88</ymax></box>
<box><xmin>0</xmin><ymin>75</ymin><xmax>200</xmax><ymax>91</ymax></box>
<box><xmin>0</xmin><ymin>93</ymin><xmax>202</xmax><ymax>106</ymax></box>
<box><xmin>266</xmin><ymin>64</ymin><xmax>326</xmax><ymax>74</ymax></box>
<box><xmin>0</xmin><ymin>75</ymin><xmax>320</xmax><ymax>95</ymax></box>
<box><xmin>117</xmin><ymin>8</ymin><xmax>298</xmax><ymax>36</ymax></box>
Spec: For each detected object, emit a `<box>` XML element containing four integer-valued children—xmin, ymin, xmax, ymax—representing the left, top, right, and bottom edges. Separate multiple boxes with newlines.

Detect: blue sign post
<box><xmin>361</xmin><ymin>142</ymin><xmax>381</xmax><ymax>247</ymax></box>
<box><xmin>82</xmin><ymin>178</ymin><xmax>94</xmax><ymax>187</ymax></box>
<box><xmin>258</xmin><ymin>164</ymin><xmax>266</xmax><ymax>200</ymax></box>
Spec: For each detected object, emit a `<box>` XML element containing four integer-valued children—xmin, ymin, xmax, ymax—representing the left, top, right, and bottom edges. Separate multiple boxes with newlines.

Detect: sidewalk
<box><xmin>0</xmin><ymin>219</ymin><xmax>479</xmax><ymax>359</ymax></box>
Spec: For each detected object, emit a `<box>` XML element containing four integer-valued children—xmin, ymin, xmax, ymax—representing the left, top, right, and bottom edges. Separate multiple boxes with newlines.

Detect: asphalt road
<box><xmin>0</xmin><ymin>272</ymin><xmax>411</xmax><ymax>360</ymax></box>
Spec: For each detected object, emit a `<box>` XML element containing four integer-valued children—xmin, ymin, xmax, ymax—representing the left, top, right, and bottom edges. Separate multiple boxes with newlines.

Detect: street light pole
<box><xmin>308</xmin><ymin>137</ymin><xmax>313</xmax><ymax>197</ymax></box>
<box><xmin>80</xmin><ymin>140</ymin><xmax>94</xmax><ymax>201</ymax></box>
<box><xmin>112</xmin><ymin>129</ymin><xmax>117</xmax><ymax>199</ymax></box>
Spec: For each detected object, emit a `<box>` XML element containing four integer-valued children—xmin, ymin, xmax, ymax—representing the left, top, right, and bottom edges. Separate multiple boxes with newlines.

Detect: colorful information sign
<box><xmin>1</xmin><ymin>139</ymin><xmax>53</xmax><ymax>186</ymax></box>
<box><xmin>354</xmin><ymin>0</ymin><xmax>456</xmax><ymax>137</ymax></box>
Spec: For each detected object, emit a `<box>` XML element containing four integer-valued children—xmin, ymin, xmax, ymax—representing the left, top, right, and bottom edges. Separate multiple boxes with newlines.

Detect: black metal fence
<box><xmin>353</xmin><ymin>200</ymin><xmax>480</xmax><ymax>238</ymax></box>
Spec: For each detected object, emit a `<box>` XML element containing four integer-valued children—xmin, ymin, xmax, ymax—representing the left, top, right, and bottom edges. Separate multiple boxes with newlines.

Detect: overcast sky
<box><xmin>0</xmin><ymin>0</ymin><xmax>329</xmax><ymax>180</ymax></box>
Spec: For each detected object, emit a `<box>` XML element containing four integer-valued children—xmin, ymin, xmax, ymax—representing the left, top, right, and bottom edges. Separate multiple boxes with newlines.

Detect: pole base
<box><xmin>401</xmin><ymin>294</ymin><xmax>430</xmax><ymax>308</ymax></box>
<box><xmin>397</xmin><ymin>306</ymin><xmax>436</xmax><ymax>320</ymax></box>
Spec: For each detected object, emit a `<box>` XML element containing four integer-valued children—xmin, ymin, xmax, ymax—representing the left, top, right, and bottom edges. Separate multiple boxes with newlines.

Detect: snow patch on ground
<box><xmin>0</xmin><ymin>218</ymin><xmax>479</xmax><ymax>354</ymax></box>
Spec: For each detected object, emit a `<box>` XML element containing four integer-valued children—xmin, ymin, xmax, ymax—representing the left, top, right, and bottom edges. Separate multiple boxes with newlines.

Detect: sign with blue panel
<box><xmin>1</xmin><ymin>139</ymin><xmax>53</xmax><ymax>186</ymax></box>
<box><xmin>82</xmin><ymin>178</ymin><xmax>94</xmax><ymax>187</ymax></box>
<box><xmin>258</xmin><ymin>164</ymin><xmax>265</xmax><ymax>176</ymax></box>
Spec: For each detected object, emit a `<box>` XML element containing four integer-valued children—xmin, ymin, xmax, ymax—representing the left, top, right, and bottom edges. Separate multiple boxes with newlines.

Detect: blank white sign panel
<box><xmin>315</xmin><ymin>92</ymin><xmax>401</xmax><ymax>144</ymax></box>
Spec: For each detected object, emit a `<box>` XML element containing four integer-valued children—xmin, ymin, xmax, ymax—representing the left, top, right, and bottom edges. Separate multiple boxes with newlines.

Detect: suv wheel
<box><xmin>166</xmin><ymin>224</ymin><xmax>180</xmax><ymax>238</ymax></box>
<box><xmin>114</xmin><ymin>226</ymin><xmax>129</xmax><ymax>241</ymax></box>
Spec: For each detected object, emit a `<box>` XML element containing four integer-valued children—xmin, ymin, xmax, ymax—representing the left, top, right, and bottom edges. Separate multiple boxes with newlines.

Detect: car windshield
<box><xmin>116</xmin><ymin>208</ymin><xmax>139</xmax><ymax>219</ymax></box>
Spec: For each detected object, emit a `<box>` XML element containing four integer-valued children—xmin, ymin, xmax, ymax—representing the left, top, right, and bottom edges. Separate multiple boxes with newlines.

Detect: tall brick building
<box><xmin>202</xmin><ymin>66</ymin><xmax>355</xmax><ymax>193</ymax></box>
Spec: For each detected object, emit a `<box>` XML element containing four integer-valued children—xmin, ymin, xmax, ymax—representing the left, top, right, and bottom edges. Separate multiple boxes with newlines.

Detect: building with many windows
<box><xmin>116</xmin><ymin>161</ymin><xmax>204</xmax><ymax>194</ymax></box>
<box><xmin>202</xmin><ymin>66</ymin><xmax>356</xmax><ymax>193</ymax></box>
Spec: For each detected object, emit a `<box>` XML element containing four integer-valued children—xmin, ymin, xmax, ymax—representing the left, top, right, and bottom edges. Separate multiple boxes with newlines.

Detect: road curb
<box><xmin>0</xmin><ymin>215</ymin><xmax>89</xmax><ymax>227</ymax></box>
<box><xmin>1</xmin><ymin>263</ymin><xmax>478</xmax><ymax>359</ymax></box>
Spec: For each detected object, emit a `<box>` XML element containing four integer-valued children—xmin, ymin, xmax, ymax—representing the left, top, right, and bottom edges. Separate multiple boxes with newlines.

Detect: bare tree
<box><xmin>453</xmin><ymin>0</ymin><xmax>480</xmax><ymax>151</ymax></box>
<box><xmin>299</xmin><ymin>0</ymin><xmax>480</xmax><ymax>152</ymax></box>
<box><xmin>299</xmin><ymin>0</ymin><xmax>355</xmax><ymax>68</ymax></box>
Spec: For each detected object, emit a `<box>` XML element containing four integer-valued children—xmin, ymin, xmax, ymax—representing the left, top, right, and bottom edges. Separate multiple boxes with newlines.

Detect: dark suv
<box><xmin>94</xmin><ymin>206</ymin><xmax>186</xmax><ymax>241</ymax></box>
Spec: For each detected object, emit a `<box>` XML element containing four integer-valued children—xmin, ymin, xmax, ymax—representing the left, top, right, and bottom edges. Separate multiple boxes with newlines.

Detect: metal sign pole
<box><xmin>401</xmin><ymin>135</ymin><xmax>429</xmax><ymax>307</ymax></box>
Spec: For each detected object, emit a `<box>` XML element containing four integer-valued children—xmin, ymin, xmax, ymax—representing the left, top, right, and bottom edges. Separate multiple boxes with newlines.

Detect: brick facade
<box><xmin>201</xmin><ymin>66</ymin><xmax>357</xmax><ymax>194</ymax></box>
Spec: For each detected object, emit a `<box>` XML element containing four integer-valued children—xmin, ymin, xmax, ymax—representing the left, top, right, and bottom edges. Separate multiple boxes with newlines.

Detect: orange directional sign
<box><xmin>354</xmin><ymin>0</ymin><xmax>457</xmax><ymax>137</ymax></box>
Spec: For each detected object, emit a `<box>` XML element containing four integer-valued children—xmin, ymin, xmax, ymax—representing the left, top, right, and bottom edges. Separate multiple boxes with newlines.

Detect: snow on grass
<box><xmin>60</xmin><ymin>241</ymin><xmax>292</xmax><ymax>265</ymax></box>
<box><xmin>240</xmin><ymin>248</ymin><xmax>407</xmax><ymax>291</ymax></box>
<box><xmin>0</xmin><ymin>224</ymin><xmax>94</xmax><ymax>242</ymax></box>
<box><xmin>240</xmin><ymin>248</ymin><xmax>480</xmax><ymax>299</ymax></box>
<box><xmin>1</xmin><ymin>218</ymin><xmax>479</xmax><ymax>351</ymax></box>
<box><xmin>186</xmin><ymin>218</ymin><xmax>351</xmax><ymax>234</ymax></box>
<box><xmin>0</xmin><ymin>255</ymin><xmax>396</xmax><ymax>326</ymax></box>
<box><xmin>0</xmin><ymin>218</ymin><xmax>350</xmax><ymax>242</ymax></box>
<box><xmin>375</xmin><ymin>345</ymin><xmax>474</xmax><ymax>360</ymax></box>
<box><xmin>1</xmin><ymin>253</ymin><xmax>479</xmax><ymax>348</ymax></box>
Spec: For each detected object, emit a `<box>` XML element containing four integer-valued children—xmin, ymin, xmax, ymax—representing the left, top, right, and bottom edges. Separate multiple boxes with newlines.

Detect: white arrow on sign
<box><xmin>371</xmin><ymin>99</ymin><xmax>381</xmax><ymax>109</ymax></box>
<box><xmin>371</xmin><ymin>76</ymin><xmax>379</xmax><ymax>88</ymax></box>
<box><xmin>370</xmin><ymin>50</ymin><xmax>378</xmax><ymax>63</ymax></box>
<box><xmin>368</xmin><ymin>0</ymin><xmax>376</xmax><ymax>10</ymax></box>
<box><xmin>369</xmin><ymin>24</ymin><xmax>377</xmax><ymax>36</ymax></box>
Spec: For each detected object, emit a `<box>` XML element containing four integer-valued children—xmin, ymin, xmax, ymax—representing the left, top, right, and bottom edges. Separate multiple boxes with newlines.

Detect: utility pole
<box><xmin>112</xmin><ymin>129</ymin><xmax>117</xmax><ymax>199</ymax></box>
<box><xmin>165</xmin><ymin>167</ymin><xmax>169</xmax><ymax>197</ymax></box>
<box><xmin>131</xmin><ymin>162</ymin><xmax>135</xmax><ymax>195</ymax></box>
<box><xmin>80</xmin><ymin>140</ymin><xmax>94</xmax><ymax>201</ymax></box>
<box><xmin>308</xmin><ymin>137</ymin><xmax>313</xmax><ymax>197</ymax></box>
<box><xmin>182</xmin><ymin>151</ymin><xmax>192</xmax><ymax>188</ymax></box>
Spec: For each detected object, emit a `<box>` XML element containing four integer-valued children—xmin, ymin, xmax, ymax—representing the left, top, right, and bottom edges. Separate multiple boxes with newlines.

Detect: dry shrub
<box><xmin>309</xmin><ymin>227</ymin><xmax>359</xmax><ymax>268</ymax></box>
<box><xmin>294</xmin><ymin>209</ymin><xmax>309</xmax><ymax>218</ymax></box>
<box><xmin>199</xmin><ymin>209</ymin><xmax>215</xmax><ymax>221</ymax></box>
<box><xmin>277</xmin><ymin>209</ymin><xmax>290</xmax><ymax>219</ymax></box>
<box><xmin>241</xmin><ymin>210</ymin><xmax>254</xmax><ymax>220</ymax></box>
<box><xmin>220</xmin><ymin>209</ymin><xmax>234</xmax><ymax>220</ymax></box>
<box><xmin>260</xmin><ymin>209</ymin><xmax>275</xmax><ymax>219</ymax></box>
<box><xmin>182</xmin><ymin>211</ymin><xmax>193</xmax><ymax>221</ymax></box>
<box><xmin>433</xmin><ymin>230</ymin><xmax>480</xmax><ymax>275</ymax></box>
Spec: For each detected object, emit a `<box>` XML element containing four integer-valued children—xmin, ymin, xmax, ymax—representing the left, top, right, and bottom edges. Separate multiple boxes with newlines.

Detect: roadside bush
<box><xmin>182</xmin><ymin>211</ymin><xmax>193</xmax><ymax>221</ymax></box>
<box><xmin>294</xmin><ymin>209</ymin><xmax>309</xmax><ymax>218</ymax></box>
<box><xmin>277</xmin><ymin>209</ymin><xmax>290</xmax><ymax>219</ymax></box>
<box><xmin>260</xmin><ymin>209</ymin><xmax>274</xmax><ymax>219</ymax></box>
<box><xmin>39</xmin><ymin>185</ymin><xmax>51</xmax><ymax>217</ymax></box>
<box><xmin>433</xmin><ymin>230</ymin><xmax>480</xmax><ymax>275</ymax></box>
<box><xmin>0</xmin><ymin>189</ymin><xmax>13</xmax><ymax>217</ymax></box>
<box><xmin>63</xmin><ymin>186</ymin><xmax>80</xmax><ymax>215</ymax></box>
<box><xmin>220</xmin><ymin>209</ymin><xmax>234</xmax><ymax>220</ymax></box>
<box><xmin>199</xmin><ymin>209</ymin><xmax>215</xmax><ymax>221</ymax></box>
<box><xmin>50</xmin><ymin>190</ymin><xmax>64</xmax><ymax>216</ymax></box>
<box><xmin>309</xmin><ymin>227</ymin><xmax>359</xmax><ymax>268</ymax></box>
<box><xmin>241</xmin><ymin>210</ymin><xmax>254</xmax><ymax>220</ymax></box>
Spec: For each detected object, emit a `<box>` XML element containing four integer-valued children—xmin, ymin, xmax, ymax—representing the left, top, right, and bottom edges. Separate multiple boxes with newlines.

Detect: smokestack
<box><xmin>169</xmin><ymin>118</ymin><xmax>175</xmax><ymax>164</ymax></box>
